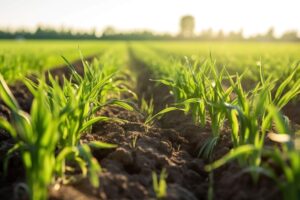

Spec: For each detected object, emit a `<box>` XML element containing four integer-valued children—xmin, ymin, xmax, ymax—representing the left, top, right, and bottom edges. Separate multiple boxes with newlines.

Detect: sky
<box><xmin>0</xmin><ymin>0</ymin><xmax>299</xmax><ymax>37</ymax></box>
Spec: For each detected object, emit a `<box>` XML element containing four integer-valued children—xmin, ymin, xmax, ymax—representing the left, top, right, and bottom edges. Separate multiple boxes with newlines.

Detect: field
<box><xmin>0</xmin><ymin>40</ymin><xmax>300</xmax><ymax>200</ymax></box>
<box><xmin>0</xmin><ymin>41</ymin><xmax>120</xmax><ymax>81</ymax></box>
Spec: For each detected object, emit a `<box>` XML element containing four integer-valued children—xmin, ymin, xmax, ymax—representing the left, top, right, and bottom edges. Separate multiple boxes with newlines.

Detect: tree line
<box><xmin>0</xmin><ymin>26</ymin><xmax>299</xmax><ymax>42</ymax></box>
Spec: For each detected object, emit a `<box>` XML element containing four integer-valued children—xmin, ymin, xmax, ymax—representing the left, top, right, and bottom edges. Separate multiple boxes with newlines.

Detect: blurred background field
<box><xmin>1</xmin><ymin>40</ymin><xmax>299</xmax><ymax>81</ymax></box>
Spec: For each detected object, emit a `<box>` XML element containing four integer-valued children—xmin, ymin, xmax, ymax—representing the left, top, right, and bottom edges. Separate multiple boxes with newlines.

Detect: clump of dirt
<box><xmin>50</xmin><ymin>106</ymin><xmax>208</xmax><ymax>200</ymax></box>
<box><xmin>213</xmin><ymin>163</ymin><xmax>280</xmax><ymax>200</ymax></box>
<box><xmin>49</xmin><ymin>103</ymin><xmax>280</xmax><ymax>200</ymax></box>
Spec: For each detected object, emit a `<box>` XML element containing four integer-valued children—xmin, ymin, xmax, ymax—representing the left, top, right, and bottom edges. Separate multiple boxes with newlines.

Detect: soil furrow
<box><xmin>49</xmin><ymin>47</ymin><xmax>281</xmax><ymax>199</ymax></box>
<box><xmin>0</xmin><ymin>48</ymin><xmax>282</xmax><ymax>200</ymax></box>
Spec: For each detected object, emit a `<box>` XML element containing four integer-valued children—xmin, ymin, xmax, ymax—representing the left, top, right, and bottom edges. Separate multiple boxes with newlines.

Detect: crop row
<box><xmin>137</xmin><ymin>41</ymin><xmax>300</xmax><ymax>82</ymax></box>
<box><xmin>131</xmin><ymin>43</ymin><xmax>300</xmax><ymax>200</ymax></box>
<box><xmin>0</xmin><ymin>46</ymin><xmax>132</xmax><ymax>200</ymax></box>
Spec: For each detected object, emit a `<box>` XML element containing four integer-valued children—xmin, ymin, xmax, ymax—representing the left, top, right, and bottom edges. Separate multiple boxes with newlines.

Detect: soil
<box><xmin>1</xmin><ymin>49</ymin><xmax>298</xmax><ymax>199</ymax></box>
<box><xmin>283</xmin><ymin>101</ymin><xmax>300</xmax><ymax>125</ymax></box>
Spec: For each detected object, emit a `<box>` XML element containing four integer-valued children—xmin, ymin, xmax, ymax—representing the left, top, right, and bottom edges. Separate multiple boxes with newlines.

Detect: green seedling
<box><xmin>0</xmin><ymin>75</ymin><xmax>59</xmax><ymax>200</ymax></box>
<box><xmin>158</xmin><ymin>57</ymin><xmax>233</xmax><ymax>159</ymax></box>
<box><xmin>140</xmin><ymin>97</ymin><xmax>154</xmax><ymax>123</ymax></box>
<box><xmin>152</xmin><ymin>169</ymin><xmax>168</xmax><ymax>199</ymax></box>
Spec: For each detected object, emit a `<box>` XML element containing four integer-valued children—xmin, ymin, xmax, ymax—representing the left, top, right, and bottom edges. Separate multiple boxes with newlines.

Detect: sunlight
<box><xmin>0</xmin><ymin>0</ymin><xmax>299</xmax><ymax>36</ymax></box>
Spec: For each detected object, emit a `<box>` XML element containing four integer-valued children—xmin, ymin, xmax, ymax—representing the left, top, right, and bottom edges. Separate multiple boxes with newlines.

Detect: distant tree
<box><xmin>266</xmin><ymin>27</ymin><xmax>275</xmax><ymax>40</ymax></box>
<box><xmin>237</xmin><ymin>29</ymin><xmax>244</xmax><ymax>40</ymax></box>
<box><xmin>216</xmin><ymin>30</ymin><xmax>225</xmax><ymax>40</ymax></box>
<box><xmin>227</xmin><ymin>29</ymin><xmax>244</xmax><ymax>41</ymax></box>
<box><xmin>179</xmin><ymin>15</ymin><xmax>195</xmax><ymax>38</ymax></box>
<box><xmin>281</xmin><ymin>30</ymin><xmax>299</xmax><ymax>41</ymax></box>
<box><xmin>91</xmin><ymin>27</ymin><xmax>97</xmax><ymax>37</ymax></box>
<box><xmin>102</xmin><ymin>26</ymin><xmax>117</xmax><ymax>36</ymax></box>
<box><xmin>199</xmin><ymin>28</ymin><xmax>213</xmax><ymax>40</ymax></box>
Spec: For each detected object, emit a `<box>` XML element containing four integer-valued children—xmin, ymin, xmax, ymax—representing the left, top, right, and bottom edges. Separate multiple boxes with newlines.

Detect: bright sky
<box><xmin>0</xmin><ymin>0</ymin><xmax>299</xmax><ymax>36</ymax></box>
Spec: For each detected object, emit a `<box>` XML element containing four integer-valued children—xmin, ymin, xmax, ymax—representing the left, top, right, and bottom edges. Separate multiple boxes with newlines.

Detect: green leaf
<box><xmin>23</xmin><ymin>77</ymin><xmax>38</xmax><ymax>96</ymax></box>
<box><xmin>78</xmin><ymin>144</ymin><xmax>101</xmax><ymax>188</ymax></box>
<box><xmin>152</xmin><ymin>169</ymin><xmax>167</xmax><ymax>198</ymax></box>
<box><xmin>61</xmin><ymin>55</ymin><xmax>82</xmax><ymax>83</ymax></box>
<box><xmin>268</xmin><ymin>105</ymin><xmax>290</xmax><ymax>134</ymax></box>
<box><xmin>205</xmin><ymin>145</ymin><xmax>258</xmax><ymax>171</ymax></box>
<box><xmin>274</xmin><ymin>71</ymin><xmax>295</xmax><ymax>101</ymax></box>
<box><xmin>3</xmin><ymin>143</ymin><xmax>21</xmax><ymax>176</ymax></box>
<box><xmin>0</xmin><ymin>117</ymin><xmax>16</xmax><ymax>138</ymax></box>
<box><xmin>88</xmin><ymin>141</ymin><xmax>117</xmax><ymax>149</ymax></box>
<box><xmin>230</xmin><ymin>109</ymin><xmax>239</xmax><ymax>145</ymax></box>
<box><xmin>198</xmin><ymin>136</ymin><xmax>219</xmax><ymax>159</ymax></box>
<box><xmin>175</xmin><ymin>98</ymin><xmax>202</xmax><ymax>106</ymax></box>
<box><xmin>0</xmin><ymin>75</ymin><xmax>19</xmax><ymax>111</ymax></box>
<box><xmin>11</xmin><ymin>110</ymin><xmax>32</xmax><ymax>143</ymax></box>
<box><xmin>254</xmin><ymin>89</ymin><xmax>268</xmax><ymax>117</ymax></box>
<box><xmin>145</xmin><ymin>106</ymin><xmax>179</xmax><ymax>125</ymax></box>
<box><xmin>79</xmin><ymin>116</ymin><xmax>110</xmax><ymax>133</ymax></box>
<box><xmin>22</xmin><ymin>151</ymin><xmax>32</xmax><ymax>169</ymax></box>
<box><xmin>75</xmin><ymin>157</ymin><xmax>88</xmax><ymax>177</ymax></box>
<box><xmin>108</xmin><ymin>99</ymin><xmax>134</xmax><ymax>111</ymax></box>
<box><xmin>56</xmin><ymin>147</ymin><xmax>76</xmax><ymax>163</ymax></box>
<box><xmin>151</xmin><ymin>79</ymin><xmax>175</xmax><ymax>87</ymax></box>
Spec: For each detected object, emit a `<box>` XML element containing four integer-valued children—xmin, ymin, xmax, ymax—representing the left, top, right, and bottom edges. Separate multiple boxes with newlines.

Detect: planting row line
<box><xmin>131</xmin><ymin>43</ymin><xmax>300</xmax><ymax>200</ymax></box>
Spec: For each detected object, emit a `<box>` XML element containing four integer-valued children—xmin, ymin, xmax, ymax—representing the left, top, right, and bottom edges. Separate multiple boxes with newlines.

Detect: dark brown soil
<box><xmin>283</xmin><ymin>101</ymin><xmax>300</xmax><ymax>125</ymax></box>
<box><xmin>48</xmin><ymin>50</ymin><xmax>282</xmax><ymax>200</ymax></box>
<box><xmin>1</xmin><ymin>49</ymin><xmax>297</xmax><ymax>199</ymax></box>
<box><xmin>50</xmin><ymin>106</ymin><xmax>207</xmax><ymax>200</ymax></box>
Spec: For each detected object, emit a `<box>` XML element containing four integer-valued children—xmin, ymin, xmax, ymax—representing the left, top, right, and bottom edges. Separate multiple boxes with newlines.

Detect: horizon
<box><xmin>0</xmin><ymin>0</ymin><xmax>299</xmax><ymax>37</ymax></box>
